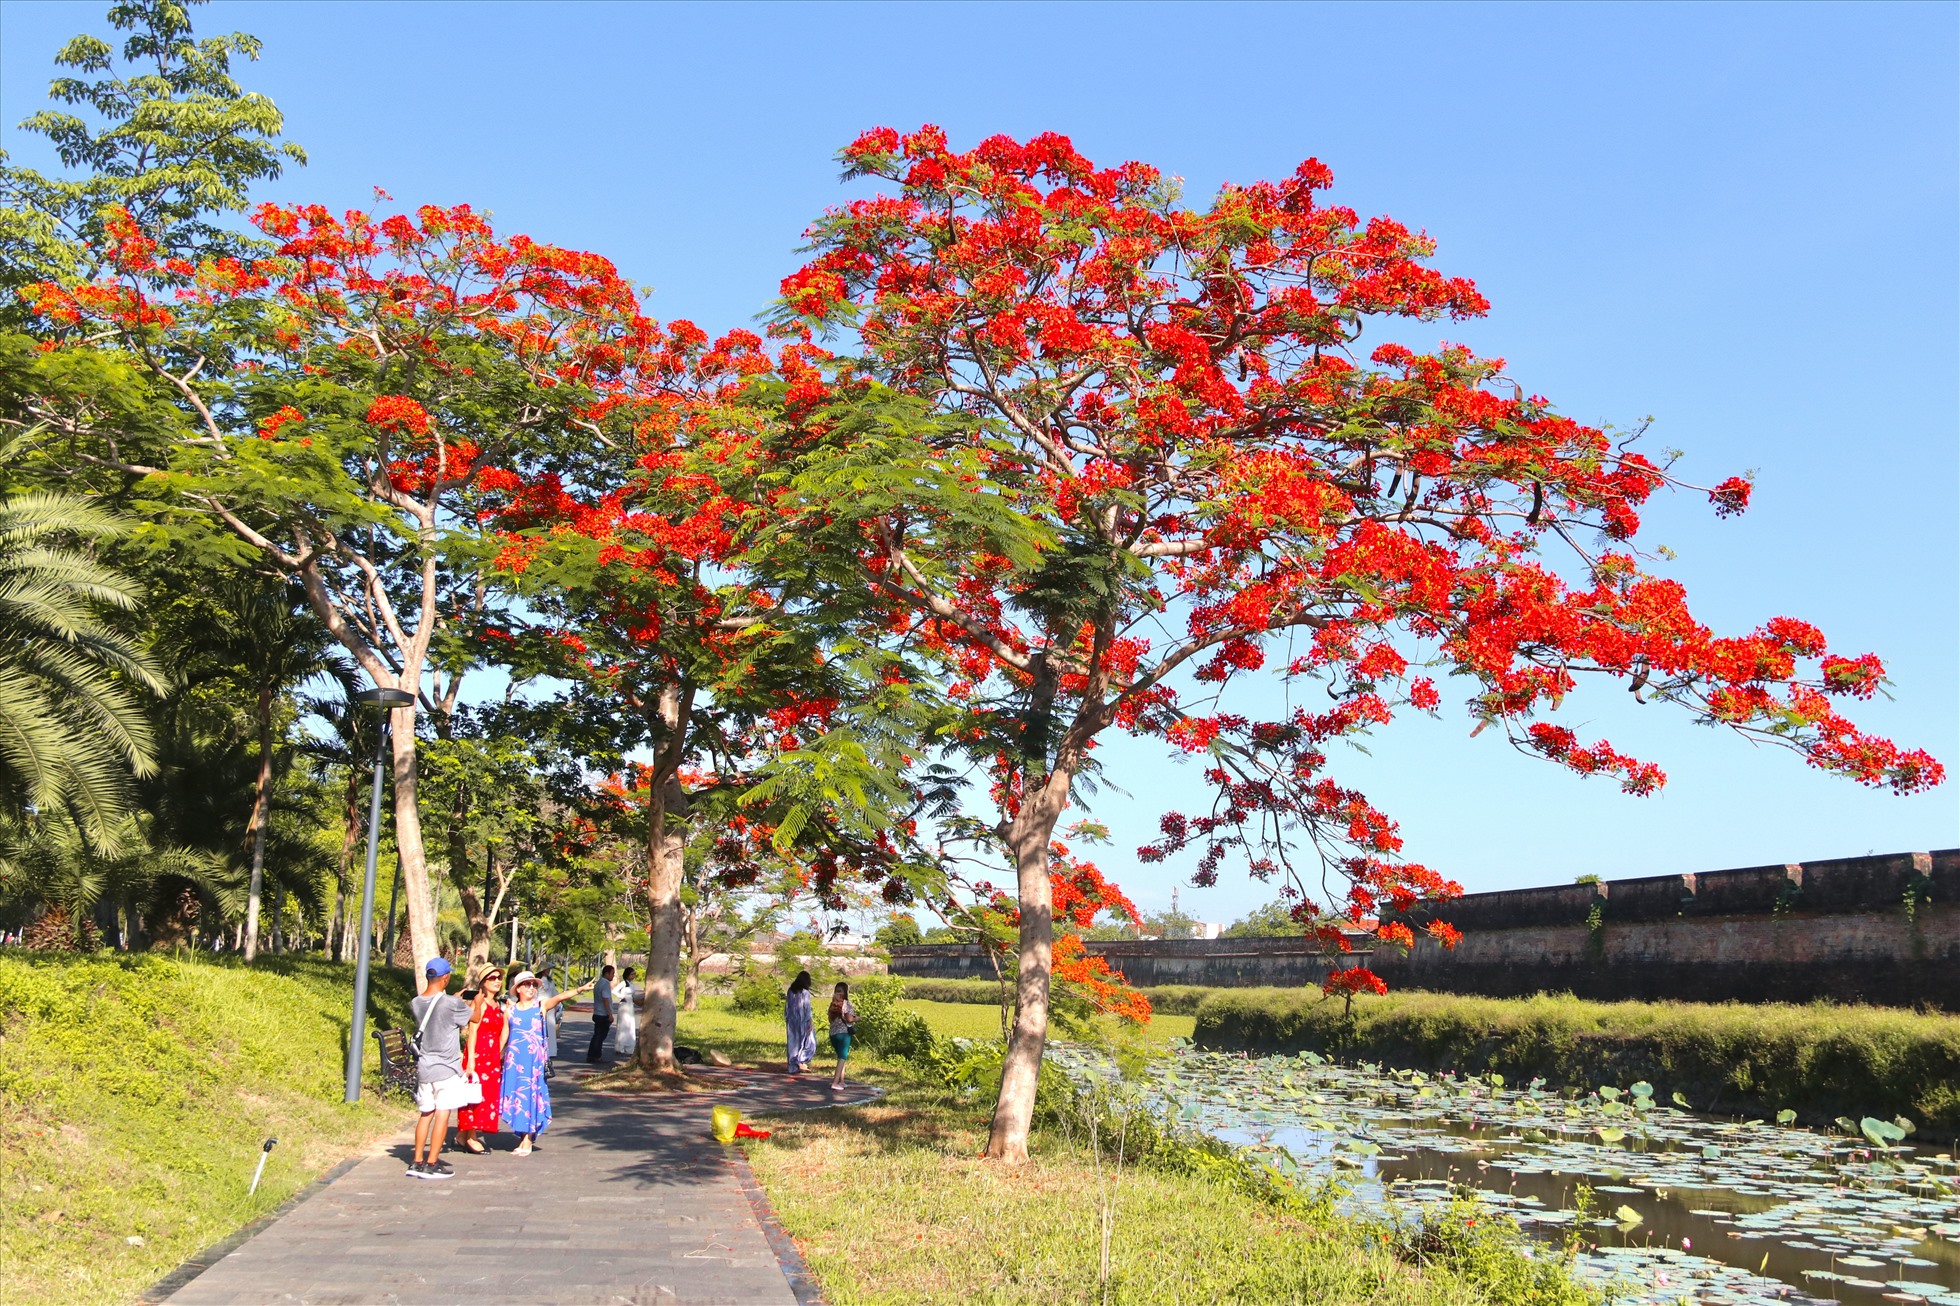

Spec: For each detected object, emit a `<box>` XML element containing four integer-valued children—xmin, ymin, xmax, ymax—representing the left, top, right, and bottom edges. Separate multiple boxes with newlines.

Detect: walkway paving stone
<box><xmin>157</xmin><ymin>1012</ymin><xmax>873</xmax><ymax>1305</ymax></box>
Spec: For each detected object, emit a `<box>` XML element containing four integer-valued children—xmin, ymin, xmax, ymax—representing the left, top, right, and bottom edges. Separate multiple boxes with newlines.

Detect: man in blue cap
<box><xmin>408</xmin><ymin>957</ymin><xmax>472</xmax><ymax>1179</ymax></box>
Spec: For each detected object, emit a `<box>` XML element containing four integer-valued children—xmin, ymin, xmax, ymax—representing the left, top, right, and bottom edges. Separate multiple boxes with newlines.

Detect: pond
<box><xmin>1048</xmin><ymin>1044</ymin><xmax>1960</xmax><ymax>1306</ymax></box>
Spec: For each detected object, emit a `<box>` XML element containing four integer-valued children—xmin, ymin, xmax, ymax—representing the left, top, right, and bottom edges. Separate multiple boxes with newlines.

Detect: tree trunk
<box><xmin>389</xmin><ymin>700</ymin><xmax>439</xmax><ymax>968</ymax></box>
<box><xmin>381</xmin><ymin>855</ymin><xmax>404</xmax><ymax>962</ymax></box>
<box><xmin>639</xmin><ymin>775</ymin><xmax>688</xmax><ymax>1070</ymax></box>
<box><xmin>444</xmin><ymin>768</ymin><xmax>493</xmax><ymax>975</ymax></box>
<box><xmin>455</xmin><ymin>863</ymin><xmax>491</xmax><ymax>972</ymax></box>
<box><xmin>637</xmin><ymin>681</ymin><xmax>694</xmax><ymax>1074</ymax></box>
<box><xmin>241</xmin><ymin>685</ymin><xmax>275</xmax><ymax>962</ymax></box>
<box><xmin>984</xmin><ymin>764</ymin><xmax>1076</xmax><ymax>1164</ymax></box>
<box><xmin>331</xmin><ymin>762</ymin><xmax>363</xmax><ymax>960</ymax></box>
<box><xmin>682</xmin><ymin>905</ymin><xmax>700</xmax><ymax>1012</ymax></box>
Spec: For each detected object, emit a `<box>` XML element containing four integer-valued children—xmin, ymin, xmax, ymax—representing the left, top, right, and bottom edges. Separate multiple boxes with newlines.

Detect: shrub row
<box><xmin>1194</xmin><ymin>987</ymin><xmax>1960</xmax><ymax>1134</ymax></box>
<box><xmin>897</xmin><ymin>976</ymin><xmax>1218</xmax><ymax>1016</ymax></box>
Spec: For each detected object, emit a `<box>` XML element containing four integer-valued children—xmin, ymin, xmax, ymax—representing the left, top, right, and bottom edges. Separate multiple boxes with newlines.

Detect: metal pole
<box><xmin>344</xmin><ymin>716</ymin><xmax>391</xmax><ymax>1103</ymax></box>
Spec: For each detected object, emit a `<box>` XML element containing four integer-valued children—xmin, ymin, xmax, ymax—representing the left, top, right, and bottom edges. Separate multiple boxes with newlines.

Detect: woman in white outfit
<box><xmin>536</xmin><ymin>966</ymin><xmax>561</xmax><ymax>1068</ymax></box>
<box><xmin>614</xmin><ymin>966</ymin><xmax>638</xmax><ymax>1056</ymax></box>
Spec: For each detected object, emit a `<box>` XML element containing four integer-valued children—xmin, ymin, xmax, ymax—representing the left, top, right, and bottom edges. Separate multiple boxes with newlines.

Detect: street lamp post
<box><xmin>344</xmin><ymin>685</ymin><xmax>415</xmax><ymax>1103</ymax></box>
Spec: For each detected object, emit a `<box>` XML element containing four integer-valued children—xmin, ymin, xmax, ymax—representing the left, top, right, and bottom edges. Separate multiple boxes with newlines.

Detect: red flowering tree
<box><xmin>757</xmin><ymin>126</ymin><xmax>1944</xmax><ymax>1162</ymax></box>
<box><xmin>490</xmin><ymin>333</ymin><xmax>947</xmax><ymax>1073</ymax></box>
<box><xmin>21</xmin><ymin>200</ymin><xmax>660</xmax><ymax>967</ymax></box>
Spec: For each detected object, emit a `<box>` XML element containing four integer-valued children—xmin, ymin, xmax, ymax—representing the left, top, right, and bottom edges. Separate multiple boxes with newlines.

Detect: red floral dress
<box><xmin>456</xmin><ymin>1001</ymin><xmax>505</xmax><ymax>1132</ymax></box>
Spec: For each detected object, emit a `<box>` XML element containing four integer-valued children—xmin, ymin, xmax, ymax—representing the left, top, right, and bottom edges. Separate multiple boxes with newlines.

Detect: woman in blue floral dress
<box><xmin>501</xmin><ymin>970</ymin><xmax>590</xmax><ymax>1155</ymax></box>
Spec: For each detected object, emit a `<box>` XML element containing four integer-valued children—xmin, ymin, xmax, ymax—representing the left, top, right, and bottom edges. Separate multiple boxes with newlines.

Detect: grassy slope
<box><xmin>1194</xmin><ymin>987</ymin><xmax>1960</xmax><ymax>1133</ymax></box>
<box><xmin>0</xmin><ymin>951</ymin><xmax>416</xmax><ymax>1306</ymax></box>
<box><xmin>681</xmin><ymin>1000</ymin><xmax>1590</xmax><ymax>1306</ymax></box>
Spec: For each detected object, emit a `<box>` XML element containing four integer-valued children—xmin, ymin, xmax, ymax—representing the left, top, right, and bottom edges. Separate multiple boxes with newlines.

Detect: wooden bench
<box><xmin>372</xmin><ymin>1027</ymin><xmax>418</xmax><ymax>1099</ymax></box>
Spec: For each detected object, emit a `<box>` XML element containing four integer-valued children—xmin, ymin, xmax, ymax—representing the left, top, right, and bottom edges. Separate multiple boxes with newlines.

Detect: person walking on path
<box><xmin>455</xmin><ymin>967</ymin><xmax>507</xmax><ymax>1154</ymax></box>
<box><xmin>408</xmin><ymin>958</ymin><xmax>472</xmax><ymax>1180</ymax></box>
<box><xmin>827</xmin><ymin>981</ymin><xmax>856</xmax><ymax>1090</ymax></box>
<box><xmin>586</xmin><ymin>964</ymin><xmax>616</xmax><ymax>1064</ymax></box>
<box><xmin>784</xmin><ymin>971</ymin><xmax>816</xmax><ymax>1074</ymax></box>
<box><xmin>535</xmin><ymin>965</ymin><xmax>561</xmax><ymax>1075</ymax></box>
<box><xmin>614</xmin><ymin>966</ymin><xmax>638</xmax><ymax>1057</ymax></box>
<box><xmin>501</xmin><ymin>970</ymin><xmax>591</xmax><ymax>1155</ymax></box>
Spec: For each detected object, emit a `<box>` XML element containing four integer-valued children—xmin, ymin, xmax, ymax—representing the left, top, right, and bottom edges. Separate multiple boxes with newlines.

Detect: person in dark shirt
<box><xmin>586</xmin><ymin>964</ymin><xmax>616</xmax><ymax>1064</ymax></box>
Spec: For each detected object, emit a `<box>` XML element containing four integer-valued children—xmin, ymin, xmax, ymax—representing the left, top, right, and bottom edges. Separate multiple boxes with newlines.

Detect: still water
<box><xmin>1050</xmin><ymin>1045</ymin><xmax>1960</xmax><ymax>1305</ymax></box>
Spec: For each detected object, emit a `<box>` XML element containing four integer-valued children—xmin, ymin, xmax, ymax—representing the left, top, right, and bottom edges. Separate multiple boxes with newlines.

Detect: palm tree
<box><xmin>200</xmin><ymin>580</ymin><xmax>351</xmax><ymax>960</ymax></box>
<box><xmin>0</xmin><ymin>476</ymin><xmax>167</xmax><ymax>845</ymax></box>
<box><xmin>0</xmin><ymin>808</ymin><xmax>232</xmax><ymax>949</ymax></box>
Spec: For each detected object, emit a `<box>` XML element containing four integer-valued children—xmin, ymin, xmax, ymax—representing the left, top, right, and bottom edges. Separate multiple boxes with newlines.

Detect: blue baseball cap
<box><xmin>425</xmin><ymin>957</ymin><xmax>453</xmax><ymax>979</ymax></box>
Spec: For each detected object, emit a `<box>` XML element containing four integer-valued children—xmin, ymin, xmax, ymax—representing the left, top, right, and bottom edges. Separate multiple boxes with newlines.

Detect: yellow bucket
<box><xmin>711</xmin><ymin>1103</ymin><xmax>742</xmax><ymax>1143</ymax></box>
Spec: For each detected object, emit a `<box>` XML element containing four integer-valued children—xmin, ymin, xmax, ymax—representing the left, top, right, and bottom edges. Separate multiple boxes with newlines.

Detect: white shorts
<box><xmin>415</xmin><ymin>1076</ymin><xmax>473</xmax><ymax>1113</ymax></box>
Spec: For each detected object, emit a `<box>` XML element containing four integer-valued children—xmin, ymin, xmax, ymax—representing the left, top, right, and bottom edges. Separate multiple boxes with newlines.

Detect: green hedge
<box><xmin>1194</xmin><ymin>987</ymin><xmax>1960</xmax><ymax>1133</ymax></box>
<box><xmin>0</xmin><ymin>950</ymin><xmax>418</xmax><ymax>1305</ymax></box>
<box><xmin>897</xmin><ymin>976</ymin><xmax>1218</xmax><ymax>1016</ymax></box>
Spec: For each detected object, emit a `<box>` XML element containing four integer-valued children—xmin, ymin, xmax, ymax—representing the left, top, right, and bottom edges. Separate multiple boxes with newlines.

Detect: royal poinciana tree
<box><xmin>492</xmin><ymin>336</ymin><xmax>944</xmax><ymax>1073</ymax></box>
<box><xmin>23</xmin><ymin>200</ymin><xmax>660</xmax><ymax>966</ymax></box>
<box><xmin>761</xmin><ymin>127</ymin><xmax>1945</xmax><ymax>1162</ymax></box>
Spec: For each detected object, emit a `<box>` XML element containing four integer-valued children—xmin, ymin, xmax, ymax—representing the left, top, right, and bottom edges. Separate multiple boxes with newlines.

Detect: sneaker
<box><xmin>427</xmin><ymin>1160</ymin><xmax>455</xmax><ymax>1178</ymax></box>
<box><xmin>406</xmin><ymin>1162</ymin><xmax>432</xmax><ymax>1179</ymax></box>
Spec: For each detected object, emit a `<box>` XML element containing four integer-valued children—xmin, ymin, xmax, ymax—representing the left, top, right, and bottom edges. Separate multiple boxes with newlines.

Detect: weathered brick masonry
<box><xmin>1374</xmin><ymin>848</ymin><xmax>1959</xmax><ymax>1008</ymax></box>
<box><xmin>888</xmin><ymin>934</ymin><xmax>1355</xmax><ymax>989</ymax></box>
<box><xmin>888</xmin><ymin>849</ymin><xmax>1960</xmax><ymax>1009</ymax></box>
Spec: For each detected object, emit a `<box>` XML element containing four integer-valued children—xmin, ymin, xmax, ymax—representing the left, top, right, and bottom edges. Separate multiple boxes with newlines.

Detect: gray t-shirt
<box><xmin>409</xmin><ymin>992</ymin><xmax>471</xmax><ymax>1083</ymax></box>
<box><xmin>593</xmin><ymin>977</ymin><xmax>613</xmax><ymax>1019</ymax></box>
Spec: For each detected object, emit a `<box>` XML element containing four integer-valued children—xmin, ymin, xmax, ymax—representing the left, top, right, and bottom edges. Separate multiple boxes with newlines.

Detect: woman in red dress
<box><xmin>456</xmin><ymin>967</ymin><xmax>507</xmax><ymax>1153</ymax></box>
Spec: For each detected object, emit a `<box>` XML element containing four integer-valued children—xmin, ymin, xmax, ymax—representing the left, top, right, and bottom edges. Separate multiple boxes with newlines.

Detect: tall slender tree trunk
<box><xmin>984</xmin><ymin>763</ymin><xmax>1078</xmax><ymax>1164</ymax></box>
<box><xmin>682</xmin><ymin>905</ymin><xmax>701</xmax><ymax>1012</ymax></box>
<box><xmin>637</xmin><ymin>682</ymin><xmax>694</xmax><ymax>1073</ymax></box>
<box><xmin>639</xmin><ymin>778</ymin><xmax>687</xmax><ymax>1068</ymax></box>
<box><xmin>242</xmin><ymin>685</ymin><xmax>275</xmax><ymax>962</ymax></box>
<box><xmin>331</xmin><ymin>762</ymin><xmax>363</xmax><ymax>960</ymax></box>
<box><xmin>381</xmin><ymin>856</ymin><xmax>404</xmax><ymax>962</ymax></box>
<box><xmin>388</xmin><ymin>700</ymin><xmax>440</xmax><ymax>967</ymax></box>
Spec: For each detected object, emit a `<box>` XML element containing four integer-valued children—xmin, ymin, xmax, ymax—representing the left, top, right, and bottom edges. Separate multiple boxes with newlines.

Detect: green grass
<box><xmin>898</xmin><ymin>998</ymin><xmax>1195</xmax><ymax>1044</ymax></box>
<box><xmin>738</xmin><ymin>1072</ymin><xmax>1588</xmax><ymax>1304</ymax></box>
<box><xmin>1194</xmin><ymin>987</ymin><xmax>1960</xmax><ymax>1133</ymax></box>
<box><xmin>898</xmin><ymin>976</ymin><xmax>1221</xmax><ymax>1016</ymax></box>
<box><xmin>675</xmin><ymin>996</ymin><xmax>1194</xmax><ymax>1062</ymax></box>
<box><xmin>683</xmin><ymin>999</ymin><xmax>1592</xmax><ymax>1305</ymax></box>
<box><xmin>0</xmin><ymin>950</ymin><xmax>418</xmax><ymax>1306</ymax></box>
<box><xmin>0</xmin><ymin>960</ymin><xmax>1604</xmax><ymax>1306</ymax></box>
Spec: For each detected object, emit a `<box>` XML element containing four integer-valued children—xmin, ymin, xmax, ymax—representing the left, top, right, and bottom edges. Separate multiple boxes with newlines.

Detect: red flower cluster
<box><xmin>1322</xmin><ymin>967</ymin><xmax>1389</xmax><ymax>998</ymax></box>
<box><xmin>766</xmin><ymin>124</ymin><xmax>1942</xmax><ymax>996</ymax></box>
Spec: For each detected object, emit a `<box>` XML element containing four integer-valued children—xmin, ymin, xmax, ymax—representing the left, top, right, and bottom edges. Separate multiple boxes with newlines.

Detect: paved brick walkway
<box><xmin>155</xmin><ymin>1012</ymin><xmax>872</xmax><ymax>1305</ymax></box>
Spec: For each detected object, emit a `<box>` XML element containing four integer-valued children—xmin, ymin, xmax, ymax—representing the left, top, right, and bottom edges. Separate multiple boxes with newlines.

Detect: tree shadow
<box><xmin>742</xmin><ymin>1084</ymin><xmax>981</xmax><ymax>1160</ymax></box>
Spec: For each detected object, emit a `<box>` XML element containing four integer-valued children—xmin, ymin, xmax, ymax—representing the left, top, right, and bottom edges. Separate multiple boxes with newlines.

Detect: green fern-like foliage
<box><xmin>0</xmin><ymin>476</ymin><xmax>167</xmax><ymax>842</ymax></box>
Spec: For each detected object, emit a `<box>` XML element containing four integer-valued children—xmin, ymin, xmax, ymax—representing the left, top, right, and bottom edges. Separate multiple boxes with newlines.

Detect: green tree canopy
<box><xmin>0</xmin><ymin>0</ymin><xmax>305</xmax><ymax>307</ymax></box>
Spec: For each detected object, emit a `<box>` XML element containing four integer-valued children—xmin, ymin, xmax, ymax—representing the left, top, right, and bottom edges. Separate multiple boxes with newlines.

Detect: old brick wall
<box><xmin>887</xmin><ymin>935</ymin><xmax>1351</xmax><ymax>989</ymax></box>
<box><xmin>888</xmin><ymin>849</ymin><xmax>1960</xmax><ymax>1008</ymax></box>
<box><xmin>1374</xmin><ymin>848</ymin><xmax>1959</xmax><ymax>1008</ymax></box>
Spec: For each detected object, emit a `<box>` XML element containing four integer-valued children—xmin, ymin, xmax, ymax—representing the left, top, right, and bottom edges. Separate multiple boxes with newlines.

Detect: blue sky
<box><xmin>4</xmin><ymin>0</ymin><xmax>1954</xmax><ymax>921</ymax></box>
